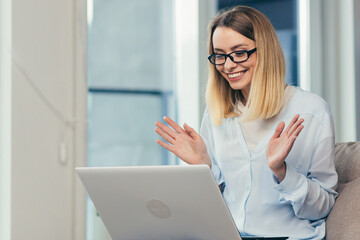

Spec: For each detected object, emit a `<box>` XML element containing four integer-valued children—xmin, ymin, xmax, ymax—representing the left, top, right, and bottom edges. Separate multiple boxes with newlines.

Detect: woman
<box><xmin>155</xmin><ymin>6</ymin><xmax>337</xmax><ymax>239</ymax></box>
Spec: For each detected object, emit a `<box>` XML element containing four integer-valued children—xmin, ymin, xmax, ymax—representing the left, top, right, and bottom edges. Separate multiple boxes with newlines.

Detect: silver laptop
<box><xmin>76</xmin><ymin>164</ymin><xmax>241</xmax><ymax>240</ymax></box>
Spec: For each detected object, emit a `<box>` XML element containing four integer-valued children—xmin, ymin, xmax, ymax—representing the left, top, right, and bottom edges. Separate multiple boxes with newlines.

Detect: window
<box><xmin>87</xmin><ymin>0</ymin><xmax>176</xmax><ymax>238</ymax></box>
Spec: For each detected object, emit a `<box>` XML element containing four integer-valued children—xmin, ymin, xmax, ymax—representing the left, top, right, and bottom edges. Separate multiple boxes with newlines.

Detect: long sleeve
<box><xmin>274</xmin><ymin>103</ymin><xmax>338</xmax><ymax>220</ymax></box>
<box><xmin>200</xmin><ymin>109</ymin><xmax>224</xmax><ymax>186</ymax></box>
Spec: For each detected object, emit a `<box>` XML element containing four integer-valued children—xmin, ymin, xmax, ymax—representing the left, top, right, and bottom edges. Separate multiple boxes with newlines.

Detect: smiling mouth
<box><xmin>228</xmin><ymin>70</ymin><xmax>246</xmax><ymax>79</ymax></box>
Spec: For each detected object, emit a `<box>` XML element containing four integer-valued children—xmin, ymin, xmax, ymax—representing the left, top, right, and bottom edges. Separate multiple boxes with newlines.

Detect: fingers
<box><xmin>287</xmin><ymin>116</ymin><xmax>304</xmax><ymax>137</ymax></box>
<box><xmin>272</xmin><ymin>114</ymin><xmax>304</xmax><ymax>140</ymax></box>
<box><xmin>164</xmin><ymin>116</ymin><xmax>185</xmax><ymax>134</ymax></box>
<box><xmin>155</xmin><ymin>127</ymin><xmax>175</xmax><ymax>144</ymax></box>
<box><xmin>155</xmin><ymin>117</ymin><xmax>187</xmax><ymax>145</ymax></box>
<box><xmin>271</xmin><ymin>121</ymin><xmax>285</xmax><ymax>139</ymax></box>
<box><xmin>283</xmin><ymin>116</ymin><xmax>305</xmax><ymax>151</ymax></box>
<box><xmin>284</xmin><ymin>114</ymin><xmax>300</xmax><ymax>135</ymax></box>
<box><xmin>155</xmin><ymin>121</ymin><xmax>178</xmax><ymax>139</ymax></box>
<box><xmin>291</xmin><ymin>123</ymin><xmax>304</xmax><ymax>138</ymax></box>
<box><xmin>183</xmin><ymin>123</ymin><xmax>199</xmax><ymax>139</ymax></box>
<box><xmin>156</xmin><ymin>139</ymin><xmax>175</xmax><ymax>153</ymax></box>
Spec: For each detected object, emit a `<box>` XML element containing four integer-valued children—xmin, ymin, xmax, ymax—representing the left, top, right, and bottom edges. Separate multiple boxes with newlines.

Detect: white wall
<box><xmin>175</xmin><ymin>0</ymin><xmax>200</xmax><ymax>130</ymax></box>
<box><xmin>3</xmin><ymin>0</ymin><xmax>87</xmax><ymax>239</ymax></box>
<box><xmin>0</xmin><ymin>0</ymin><xmax>12</xmax><ymax>239</ymax></box>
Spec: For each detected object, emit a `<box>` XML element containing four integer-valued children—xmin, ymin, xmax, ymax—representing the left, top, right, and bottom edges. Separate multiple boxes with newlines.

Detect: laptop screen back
<box><xmin>76</xmin><ymin>164</ymin><xmax>241</xmax><ymax>240</ymax></box>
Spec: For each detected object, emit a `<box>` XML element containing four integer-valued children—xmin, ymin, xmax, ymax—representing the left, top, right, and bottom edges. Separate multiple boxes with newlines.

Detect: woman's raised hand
<box><xmin>266</xmin><ymin>114</ymin><xmax>304</xmax><ymax>182</ymax></box>
<box><xmin>155</xmin><ymin>117</ymin><xmax>211</xmax><ymax>168</ymax></box>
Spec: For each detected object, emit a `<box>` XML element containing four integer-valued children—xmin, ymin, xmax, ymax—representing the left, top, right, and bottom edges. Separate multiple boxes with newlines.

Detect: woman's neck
<box><xmin>241</xmin><ymin>88</ymin><xmax>250</xmax><ymax>105</ymax></box>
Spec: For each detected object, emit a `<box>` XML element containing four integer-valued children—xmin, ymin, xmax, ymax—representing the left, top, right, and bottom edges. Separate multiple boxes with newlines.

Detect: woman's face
<box><xmin>212</xmin><ymin>26</ymin><xmax>257</xmax><ymax>99</ymax></box>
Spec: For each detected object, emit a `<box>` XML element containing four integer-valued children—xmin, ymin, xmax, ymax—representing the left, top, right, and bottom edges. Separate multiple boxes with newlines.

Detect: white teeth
<box><xmin>228</xmin><ymin>71</ymin><xmax>245</xmax><ymax>78</ymax></box>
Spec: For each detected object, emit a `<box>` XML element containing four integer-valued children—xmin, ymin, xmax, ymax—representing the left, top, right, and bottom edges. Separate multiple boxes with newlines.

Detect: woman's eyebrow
<box><xmin>213</xmin><ymin>48</ymin><xmax>225</xmax><ymax>53</ymax></box>
<box><xmin>230</xmin><ymin>44</ymin><xmax>248</xmax><ymax>51</ymax></box>
<box><xmin>213</xmin><ymin>44</ymin><xmax>249</xmax><ymax>53</ymax></box>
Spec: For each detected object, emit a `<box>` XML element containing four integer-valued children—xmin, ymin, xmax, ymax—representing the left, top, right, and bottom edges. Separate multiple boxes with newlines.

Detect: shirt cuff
<box><xmin>274</xmin><ymin>163</ymin><xmax>306</xmax><ymax>194</ymax></box>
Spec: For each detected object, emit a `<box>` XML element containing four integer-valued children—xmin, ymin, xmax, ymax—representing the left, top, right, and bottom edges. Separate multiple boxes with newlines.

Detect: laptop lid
<box><xmin>76</xmin><ymin>164</ymin><xmax>241</xmax><ymax>240</ymax></box>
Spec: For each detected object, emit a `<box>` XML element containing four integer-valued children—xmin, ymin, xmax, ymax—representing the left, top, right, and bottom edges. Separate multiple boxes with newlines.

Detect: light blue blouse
<box><xmin>200</xmin><ymin>88</ymin><xmax>338</xmax><ymax>240</ymax></box>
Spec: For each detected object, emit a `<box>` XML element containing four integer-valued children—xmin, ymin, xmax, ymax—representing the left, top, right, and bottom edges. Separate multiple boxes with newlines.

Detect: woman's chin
<box><xmin>227</xmin><ymin>80</ymin><xmax>250</xmax><ymax>91</ymax></box>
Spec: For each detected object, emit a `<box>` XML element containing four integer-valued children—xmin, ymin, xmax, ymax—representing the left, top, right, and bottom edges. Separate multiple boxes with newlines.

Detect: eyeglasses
<box><xmin>208</xmin><ymin>48</ymin><xmax>257</xmax><ymax>65</ymax></box>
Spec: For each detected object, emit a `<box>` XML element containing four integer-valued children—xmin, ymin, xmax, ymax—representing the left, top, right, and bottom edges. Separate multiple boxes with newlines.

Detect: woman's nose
<box><xmin>223</xmin><ymin>56</ymin><xmax>237</xmax><ymax>70</ymax></box>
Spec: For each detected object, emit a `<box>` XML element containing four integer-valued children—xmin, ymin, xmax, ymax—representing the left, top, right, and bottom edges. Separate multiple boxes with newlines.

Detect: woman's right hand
<box><xmin>155</xmin><ymin>116</ymin><xmax>211</xmax><ymax>168</ymax></box>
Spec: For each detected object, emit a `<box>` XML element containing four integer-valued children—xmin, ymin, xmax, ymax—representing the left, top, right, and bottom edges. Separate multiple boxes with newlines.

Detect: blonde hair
<box><xmin>206</xmin><ymin>6</ymin><xmax>285</xmax><ymax>125</ymax></box>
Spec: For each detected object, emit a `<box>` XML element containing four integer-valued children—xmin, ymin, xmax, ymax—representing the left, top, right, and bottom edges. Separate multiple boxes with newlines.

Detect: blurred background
<box><xmin>1</xmin><ymin>0</ymin><xmax>359</xmax><ymax>239</ymax></box>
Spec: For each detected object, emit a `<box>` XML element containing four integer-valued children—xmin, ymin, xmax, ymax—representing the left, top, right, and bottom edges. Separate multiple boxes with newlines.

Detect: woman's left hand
<box><xmin>266</xmin><ymin>114</ymin><xmax>304</xmax><ymax>182</ymax></box>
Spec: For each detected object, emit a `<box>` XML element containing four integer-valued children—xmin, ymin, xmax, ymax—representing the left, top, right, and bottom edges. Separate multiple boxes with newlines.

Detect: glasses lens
<box><xmin>231</xmin><ymin>51</ymin><xmax>248</xmax><ymax>63</ymax></box>
<box><xmin>210</xmin><ymin>55</ymin><xmax>225</xmax><ymax>65</ymax></box>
